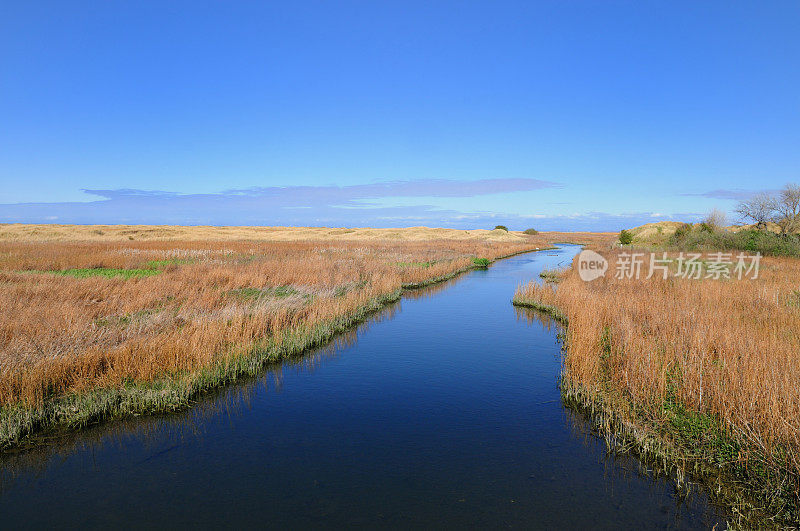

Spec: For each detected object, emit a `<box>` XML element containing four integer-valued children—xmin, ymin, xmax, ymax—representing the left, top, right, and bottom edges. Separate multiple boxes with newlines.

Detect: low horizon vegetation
<box><xmin>624</xmin><ymin>183</ymin><xmax>800</xmax><ymax>257</ymax></box>
<box><xmin>668</xmin><ymin>224</ymin><xmax>800</xmax><ymax>256</ymax></box>
<box><xmin>0</xmin><ymin>223</ymin><xmax>556</xmax><ymax>243</ymax></box>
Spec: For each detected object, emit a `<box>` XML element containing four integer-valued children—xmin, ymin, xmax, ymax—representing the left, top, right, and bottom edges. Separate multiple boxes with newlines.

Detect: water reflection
<box><xmin>513</xmin><ymin>305</ymin><xmax>563</xmax><ymax>333</ymax></box>
<box><xmin>402</xmin><ymin>277</ymin><xmax>458</xmax><ymax>299</ymax></box>
<box><xmin>0</xmin><ymin>300</ymin><xmax>402</xmax><ymax>492</ymax></box>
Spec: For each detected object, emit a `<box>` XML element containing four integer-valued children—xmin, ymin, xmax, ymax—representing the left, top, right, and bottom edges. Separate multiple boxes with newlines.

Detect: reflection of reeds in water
<box><xmin>0</xmin><ymin>298</ymin><xmax>403</xmax><ymax>491</ymax></box>
<box><xmin>271</xmin><ymin>300</ymin><xmax>401</xmax><ymax>377</ymax></box>
<box><xmin>402</xmin><ymin>277</ymin><xmax>460</xmax><ymax>300</ymax></box>
<box><xmin>513</xmin><ymin>305</ymin><xmax>563</xmax><ymax>334</ymax></box>
<box><xmin>557</xmin><ymin>403</ymin><xmax>724</xmax><ymax>520</ymax></box>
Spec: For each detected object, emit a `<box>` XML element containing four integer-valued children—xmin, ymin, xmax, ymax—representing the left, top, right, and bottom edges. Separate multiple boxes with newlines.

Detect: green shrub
<box><xmin>619</xmin><ymin>229</ymin><xmax>633</xmax><ymax>245</ymax></box>
<box><xmin>672</xmin><ymin>223</ymin><xmax>693</xmax><ymax>240</ymax></box>
<box><xmin>471</xmin><ymin>257</ymin><xmax>491</xmax><ymax>267</ymax></box>
<box><xmin>494</xmin><ymin>225</ymin><xmax>509</xmax><ymax>231</ymax></box>
<box><xmin>667</xmin><ymin>227</ymin><xmax>800</xmax><ymax>257</ymax></box>
<box><xmin>523</xmin><ymin>228</ymin><xmax>539</xmax><ymax>235</ymax></box>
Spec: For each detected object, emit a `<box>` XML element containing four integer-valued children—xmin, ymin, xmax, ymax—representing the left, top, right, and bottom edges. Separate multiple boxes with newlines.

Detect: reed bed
<box><xmin>0</xmin><ymin>239</ymin><xmax>521</xmax><ymax>405</ymax></box>
<box><xmin>514</xmin><ymin>249</ymin><xmax>800</xmax><ymax>523</ymax></box>
<box><xmin>0</xmin><ymin>229</ymin><xmax>610</xmax><ymax>447</ymax></box>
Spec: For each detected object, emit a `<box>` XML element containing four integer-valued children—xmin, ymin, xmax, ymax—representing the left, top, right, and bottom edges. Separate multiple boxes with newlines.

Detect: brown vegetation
<box><xmin>0</xmin><ymin>239</ymin><xmax>497</xmax><ymax>406</ymax></box>
<box><xmin>514</xmin><ymin>248</ymin><xmax>800</xmax><ymax>521</ymax></box>
<box><xmin>0</xmin><ymin>226</ymin><xmax>608</xmax><ymax>412</ymax></box>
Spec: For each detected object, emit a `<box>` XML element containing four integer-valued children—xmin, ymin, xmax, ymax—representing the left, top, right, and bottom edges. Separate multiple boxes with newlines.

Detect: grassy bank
<box><xmin>0</xmin><ymin>288</ymin><xmax>401</xmax><ymax>450</ymax></box>
<box><xmin>1</xmin><ymin>246</ymin><xmax>550</xmax><ymax>449</ymax></box>
<box><xmin>402</xmin><ymin>249</ymin><xmax>551</xmax><ymax>289</ymax></box>
<box><xmin>511</xmin><ymin>297</ymin><xmax>567</xmax><ymax>323</ymax></box>
<box><xmin>513</xmin><ymin>251</ymin><xmax>800</xmax><ymax>526</ymax></box>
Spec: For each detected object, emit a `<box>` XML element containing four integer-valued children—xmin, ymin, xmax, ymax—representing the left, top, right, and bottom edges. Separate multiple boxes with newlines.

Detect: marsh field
<box><xmin>0</xmin><ymin>240</ymin><xmax>730</xmax><ymax>529</ymax></box>
<box><xmin>0</xmin><ymin>223</ymin><xmax>796</xmax><ymax>526</ymax></box>
<box><xmin>0</xmin><ymin>224</ymin><xmax>610</xmax><ymax>447</ymax></box>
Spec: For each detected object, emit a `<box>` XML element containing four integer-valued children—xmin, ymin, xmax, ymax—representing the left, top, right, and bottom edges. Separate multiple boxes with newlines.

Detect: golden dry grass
<box><xmin>0</xmin><ymin>223</ymin><xmax>542</xmax><ymax>243</ymax></box>
<box><xmin>627</xmin><ymin>221</ymin><xmax>686</xmax><ymax>243</ymax></box>
<box><xmin>515</xmin><ymin>248</ymin><xmax>800</xmax><ymax>502</ymax></box>
<box><xmin>0</xmin><ymin>226</ymin><xmax>608</xmax><ymax>408</ymax></box>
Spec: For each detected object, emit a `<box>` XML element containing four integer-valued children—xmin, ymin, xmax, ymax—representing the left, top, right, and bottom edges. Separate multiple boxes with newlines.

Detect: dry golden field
<box><xmin>515</xmin><ymin>247</ymin><xmax>800</xmax><ymax>519</ymax></box>
<box><xmin>0</xmin><ymin>223</ymin><xmax>540</xmax><ymax>243</ymax></box>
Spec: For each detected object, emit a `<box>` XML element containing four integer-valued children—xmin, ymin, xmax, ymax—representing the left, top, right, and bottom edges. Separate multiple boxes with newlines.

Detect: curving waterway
<box><xmin>0</xmin><ymin>245</ymin><xmax>726</xmax><ymax>528</ymax></box>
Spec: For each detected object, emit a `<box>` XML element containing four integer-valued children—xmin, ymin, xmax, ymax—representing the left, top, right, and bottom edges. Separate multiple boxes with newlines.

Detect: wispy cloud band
<box><xmin>0</xmin><ymin>177</ymin><xmax>691</xmax><ymax>231</ymax></box>
<box><xmin>679</xmin><ymin>188</ymin><xmax>776</xmax><ymax>201</ymax></box>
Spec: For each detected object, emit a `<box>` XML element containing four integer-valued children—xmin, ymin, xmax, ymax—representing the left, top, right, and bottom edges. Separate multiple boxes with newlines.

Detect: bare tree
<box><xmin>775</xmin><ymin>183</ymin><xmax>800</xmax><ymax>234</ymax></box>
<box><xmin>703</xmin><ymin>208</ymin><xmax>727</xmax><ymax>231</ymax></box>
<box><xmin>735</xmin><ymin>192</ymin><xmax>776</xmax><ymax>230</ymax></box>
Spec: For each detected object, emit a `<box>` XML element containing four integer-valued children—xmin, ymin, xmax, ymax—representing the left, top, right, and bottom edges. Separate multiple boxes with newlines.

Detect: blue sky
<box><xmin>1</xmin><ymin>1</ymin><xmax>798</xmax><ymax>230</ymax></box>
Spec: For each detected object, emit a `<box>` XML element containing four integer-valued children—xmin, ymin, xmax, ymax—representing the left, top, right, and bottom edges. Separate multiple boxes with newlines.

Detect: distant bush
<box><xmin>703</xmin><ymin>208</ymin><xmax>727</xmax><ymax>232</ymax></box>
<box><xmin>668</xmin><ymin>226</ymin><xmax>800</xmax><ymax>257</ymax></box>
<box><xmin>673</xmin><ymin>223</ymin><xmax>692</xmax><ymax>239</ymax></box>
<box><xmin>494</xmin><ymin>225</ymin><xmax>509</xmax><ymax>231</ymax></box>
<box><xmin>619</xmin><ymin>230</ymin><xmax>633</xmax><ymax>245</ymax></box>
<box><xmin>472</xmin><ymin>257</ymin><xmax>491</xmax><ymax>267</ymax></box>
<box><xmin>523</xmin><ymin>228</ymin><xmax>539</xmax><ymax>235</ymax></box>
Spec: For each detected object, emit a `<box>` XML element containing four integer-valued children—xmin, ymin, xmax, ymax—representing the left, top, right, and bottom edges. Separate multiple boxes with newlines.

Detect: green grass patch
<box><xmin>471</xmin><ymin>257</ymin><xmax>491</xmax><ymax>267</ymax></box>
<box><xmin>144</xmin><ymin>258</ymin><xmax>195</xmax><ymax>269</ymax></box>
<box><xmin>663</xmin><ymin>399</ymin><xmax>740</xmax><ymax>466</ymax></box>
<box><xmin>227</xmin><ymin>285</ymin><xmax>300</xmax><ymax>300</ymax></box>
<box><xmin>36</xmin><ymin>268</ymin><xmax>162</xmax><ymax>279</ymax></box>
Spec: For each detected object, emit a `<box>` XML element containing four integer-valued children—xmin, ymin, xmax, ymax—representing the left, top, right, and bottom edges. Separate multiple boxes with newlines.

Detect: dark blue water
<box><xmin>0</xmin><ymin>246</ymin><xmax>725</xmax><ymax>528</ymax></box>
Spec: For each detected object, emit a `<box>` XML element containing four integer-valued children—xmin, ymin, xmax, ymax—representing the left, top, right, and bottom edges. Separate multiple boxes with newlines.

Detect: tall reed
<box><xmin>515</xmin><ymin>249</ymin><xmax>800</xmax><ymax>521</ymax></box>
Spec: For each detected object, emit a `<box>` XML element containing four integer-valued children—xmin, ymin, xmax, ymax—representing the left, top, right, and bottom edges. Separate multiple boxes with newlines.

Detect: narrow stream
<box><xmin>0</xmin><ymin>245</ymin><xmax>725</xmax><ymax>528</ymax></box>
